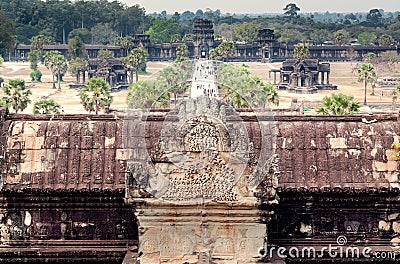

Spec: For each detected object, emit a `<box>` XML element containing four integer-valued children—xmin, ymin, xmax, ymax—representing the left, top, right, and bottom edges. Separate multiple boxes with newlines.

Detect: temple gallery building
<box><xmin>1</xmin><ymin>100</ymin><xmax>400</xmax><ymax>263</ymax></box>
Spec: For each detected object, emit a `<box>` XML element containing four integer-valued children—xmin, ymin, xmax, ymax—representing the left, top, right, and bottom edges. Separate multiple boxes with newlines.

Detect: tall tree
<box><xmin>79</xmin><ymin>77</ymin><xmax>113</xmax><ymax>114</ymax></box>
<box><xmin>114</xmin><ymin>36</ymin><xmax>135</xmax><ymax>57</ymax></box>
<box><xmin>97</xmin><ymin>49</ymin><xmax>114</xmax><ymax>59</ymax></box>
<box><xmin>47</xmin><ymin>54</ymin><xmax>68</xmax><ymax>91</ymax></box>
<box><xmin>126</xmin><ymin>47</ymin><xmax>148</xmax><ymax>83</ymax></box>
<box><xmin>283</xmin><ymin>3</ymin><xmax>300</xmax><ymax>20</ymax></box>
<box><xmin>217</xmin><ymin>63</ymin><xmax>279</xmax><ymax>108</ymax></box>
<box><xmin>31</xmin><ymin>34</ymin><xmax>54</xmax><ymax>58</ymax></box>
<box><xmin>3</xmin><ymin>79</ymin><xmax>31</xmax><ymax>113</ymax></box>
<box><xmin>232</xmin><ymin>22</ymin><xmax>261</xmax><ymax>43</ymax></box>
<box><xmin>357</xmin><ymin>32</ymin><xmax>377</xmax><ymax>45</ymax></box>
<box><xmin>210</xmin><ymin>42</ymin><xmax>235</xmax><ymax>61</ymax></box>
<box><xmin>27</xmin><ymin>47</ymin><xmax>42</xmax><ymax>81</ymax></box>
<box><xmin>67</xmin><ymin>36</ymin><xmax>86</xmax><ymax>59</ymax></box>
<box><xmin>218</xmin><ymin>42</ymin><xmax>235</xmax><ymax>58</ymax></box>
<box><xmin>0</xmin><ymin>10</ymin><xmax>16</xmax><ymax>57</ymax></box>
<box><xmin>146</xmin><ymin>19</ymin><xmax>182</xmax><ymax>44</ymax></box>
<box><xmin>366</xmin><ymin>9</ymin><xmax>383</xmax><ymax>25</ymax></box>
<box><xmin>115</xmin><ymin>5</ymin><xmax>148</xmax><ymax>36</ymax></box>
<box><xmin>158</xmin><ymin>66</ymin><xmax>187</xmax><ymax>106</ymax></box>
<box><xmin>91</xmin><ymin>23</ymin><xmax>118</xmax><ymax>45</ymax></box>
<box><xmin>68</xmin><ymin>28</ymin><xmax>92</xmax><ymax>44</ymax></box>
<box><xmin>27</xmin><ymin>50</ymin><xmax>40</xmax><ymax>70</ymax></box>
<box><xmin>356</xmin><ymin>63</ymin><xmax>376</xmax><ymax>105</ymax></box>
<box><xmin>43</xmin><ymin>50</ymin><xmax>62</xmax><ymax>89</ymax></box>
<box><xmin>175</xmin><ymin>44</ymin><xmax>189</xmax><ymax>62</ymax></box>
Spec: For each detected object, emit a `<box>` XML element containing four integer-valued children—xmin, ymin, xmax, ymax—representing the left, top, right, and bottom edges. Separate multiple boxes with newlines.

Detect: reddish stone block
<box><xmin>315</xmin><ymin>137</ymin><xmax>328</xmax><ymax>149</ymax></box>
<box><xmin>81</xmin><ymin>136</ymin><xmax>93</xmax><ymax>149</ymax></box>
<box><xmin>105</xmin><ymin>121</ymin><xmax>117</xmax><ymax>138</ymax></box>
<box><xmin>93</xmin><ymin>135</ymin><xmax>105</xmax><ymax>149</ymax></box>
<box><xmin>336</xmin><ymin>122</ymin><xmax>347</xmax><ymax>137</ymax></box>
<box><xmin>293</xmin><ymin>136</ymin><xmax>305</xmax><ymax>150</ymax></box>
<box><xmin>46</xmin><ymin>122</ymin><xmax>59</xmax><ymax>137</ymax></box>
<box><xmin>36</xmin><ymin>122</ymin><xmax>47</xmax><ymax>137</ymax></box>
<box><xmin>44</xmin><ymin>136</ymin><xmax>58</xmax><ymax>149</ymax></box>
<box><xmin>324</xmin><ymin>122</ymin><xmax>337</xmax><ymax>137</ymax></box>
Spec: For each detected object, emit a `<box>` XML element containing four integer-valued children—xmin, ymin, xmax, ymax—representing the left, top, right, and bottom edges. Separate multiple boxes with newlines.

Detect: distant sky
<box><xmin>118</xmin><ymin>0</ymin><xmax>399</xmax><ymax>14</ymax></box>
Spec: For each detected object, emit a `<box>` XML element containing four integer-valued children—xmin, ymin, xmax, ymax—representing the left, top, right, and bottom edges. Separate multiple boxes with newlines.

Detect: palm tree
<box><xmin>175</xmin><ymin>44</ymin><xmax>189</xmax><ymax>62</ymax></box>
<box><xmin>159</xmin><ymin>66</ymin><xmax>188</xmax><ymax>106</ymax></box>
<box><xmin>50</xmin><ymin>54</ymin><xmax>68</xmax><ymax>91</ymax></box>
<box><xmin>334</xmin><ymin>30</ymin><xmax>349</xmax><ymax>46</ymax></box>
<box><xmin>115</xmin><ymin>36</ymin><xmax>135</xmax><ymax>57</ymax></box>
<box><xmin>30</xmin><ymin>35</ymin><xmax>54</xmax><ymax>60</ymax></box>
<box><xmin>3</xmin><ymin>79</ymin><xmax>32</xmax><ymax>113</ymax></box>
<box><xmin>261</xmin><ymin>83</ymin><xmax>279</xmax><ymax>107</ymax></box>
<box><xmin>33</xmin><ymin>99</ymin><xmax>62</xmax><ymax>114</ymax></box>
<box><xmin>79</xmin><ymin>77</ymin><xmax>113</xmax><ymax>114</ymax></box>
<box><xmin>218</xmin><ymin>41</ymin><xmax>235</xmax><ymax>60</ymax></box>
<box><xmin>316</xmin><ymin>94</ymin><xmax>360</xmax><ymax>115</ymax></box>
<box><xmin>217</xmin><ymin>63</ymin><xmax>279</xmax><ymax>108</ymax></box>
<box><xmin>127</xmin><ymin>80</ymin><xmax>170</xmax><ymax>109</ymax></box>
<box><xmin>126</xmin><ymin>47</ymin><xmax>148</xmax><ymax>83</ymax></box>
<box><xmin>293</xmin><ymin>45</ymin><xmax>310</xmax><ymax>59</ymax></box>
<box><xmin>356</xmin><ymin>63</ymin><xmax>376</xmax><ymax>105</ymax></box>
<box><xmin>43</xmin><ymin>50</ymin><xmax>62</xmax><ymax>89</ymax></box>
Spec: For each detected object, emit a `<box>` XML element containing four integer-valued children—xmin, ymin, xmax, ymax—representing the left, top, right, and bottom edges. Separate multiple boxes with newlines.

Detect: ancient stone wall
<box><xmin>275</xmin><ymin>114</ymin><xmax>400</xmax><ymax>191</ymax></box>
<box><xmin>123</xmin><ymin>98</ymin><xmax>279</xmax><ymax>263</ymax></box>
<box><xmin>2</xmin><ymin>114</ymin><xmax>126</xmax><ymax>191</ymax></box>
<box><xmin>0</xmin><ymin>113</ymin><xmax>137</xmax><ymax>263</ymax></box>
<box><xmin>0</xmin><ymin>108</ymin><xmax>7</xmax><ymax>191</ymax></box>
<box><xmin>270</xmin><ymin>114</ymin><xmax>400</xmax><ymax>263</ymax></box>
<box><xmin>1</xmin><ymin>110</ymin><xmax>400</xmax><ymax>263</ymax></box>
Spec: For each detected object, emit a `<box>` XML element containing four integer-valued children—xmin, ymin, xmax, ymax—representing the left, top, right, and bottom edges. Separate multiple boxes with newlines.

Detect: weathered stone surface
<box><xmin>1</xmin><ymin>110</ymin><xmax>400</xmax><ymax>263</ymax></box>
<box><xmin>275</xmin><ymin>114</ymin><xmax>400</xmax><ymax>191</ymax></box>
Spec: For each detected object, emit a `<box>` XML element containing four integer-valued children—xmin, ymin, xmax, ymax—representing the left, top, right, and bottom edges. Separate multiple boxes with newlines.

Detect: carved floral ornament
<box><xmin>123</xmin><ymin>96</ymin><xmax>279</xmax><ymax>205</ymax></box>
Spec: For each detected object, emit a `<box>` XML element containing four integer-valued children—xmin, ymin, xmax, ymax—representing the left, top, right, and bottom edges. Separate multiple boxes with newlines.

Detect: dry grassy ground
<box><xmin>0</xmin><ymin>61</ymin><xmax>399</xmax><ymax>114</ymax></box>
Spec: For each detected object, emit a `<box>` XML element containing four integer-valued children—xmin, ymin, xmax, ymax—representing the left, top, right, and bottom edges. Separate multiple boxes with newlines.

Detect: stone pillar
<box><xmin>135</xmin><ymin>201</ymin><xmax>267</xmax><ymax>264</ymax></box>
<box><xmin>82</xmin><ymin>70</ymin><xmax>86</xmax><ymax>84</ymax></box>
<box><xmin>77</xmin><ymin>71</ymin><xmax>80</xmax><ymax>84</ymax></box>
<box><xmin>273</xmin><ymin>72</ymin><xmax>277</xmax><ymax>85</ymax></box>
<box><xmin>123</xmin><ymin>98</ymin><xmax>279</xmax><ymax>264</ymax></box>
<box><xmin>321</xmin><ymin>72</ymin><xmax>325</xmax><ymax>85</ymax></box>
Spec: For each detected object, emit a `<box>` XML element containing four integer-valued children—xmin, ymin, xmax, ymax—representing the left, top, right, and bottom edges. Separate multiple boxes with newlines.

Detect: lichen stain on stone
<box><xmin>329</xmin><ymin>137</ymin><xmax>347</xmax><ymax>149</ymax></box>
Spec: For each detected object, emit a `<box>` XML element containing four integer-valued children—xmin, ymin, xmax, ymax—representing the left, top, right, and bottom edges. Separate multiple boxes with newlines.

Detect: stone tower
<box><xmin>258</xmin><ymin>28</ymin><xmax>275</xmax><ymax>62</ymax></box>
<box><xmin>193</xmin><ymin>19</ymin><xmax>215</xmax><ymax>58</ymax></box>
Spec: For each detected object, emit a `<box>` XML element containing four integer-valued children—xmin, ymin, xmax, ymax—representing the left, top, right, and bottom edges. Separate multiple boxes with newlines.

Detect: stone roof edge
<box><xmin>277</xmin><ymin>186</ymin><xmax>400</xmax><ymax>194</ymax></box>
<box><xmin>3</xmin><ymin>112</ymin><xmax>399</xmax><ymax>123</ymax></box>
<box><xmin>5</xmin><ymin>113</ymin><xmax>121</xmax><ymax>121</ymax></box>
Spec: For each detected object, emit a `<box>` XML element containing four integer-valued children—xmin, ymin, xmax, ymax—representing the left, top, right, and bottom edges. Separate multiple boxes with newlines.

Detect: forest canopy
<box><xmin>0</xmin><ymin>0</ymin><xmax>399</xmax><ymax>57</ymax></box>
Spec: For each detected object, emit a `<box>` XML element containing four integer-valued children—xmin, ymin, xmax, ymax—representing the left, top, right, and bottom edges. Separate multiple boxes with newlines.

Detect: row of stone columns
<box><xmin>270</xmin><ymin>70</ymin><xmax>330</xmax><ymax>86</ymax></box>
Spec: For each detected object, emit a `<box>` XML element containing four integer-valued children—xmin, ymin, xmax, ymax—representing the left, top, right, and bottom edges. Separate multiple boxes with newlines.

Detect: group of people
<box><xmin>190</xmin><ymin>60</ymin><xmax>219</xmax><ymax>99</ymax></box>
<box><xmin>196</xmin><ymin>62</ymin><xmax>214</xmax><ymax>81</ymax></box>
